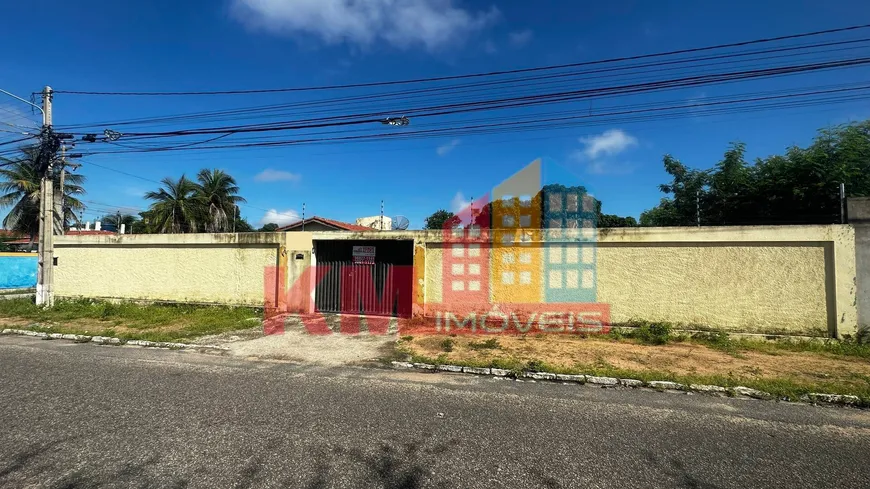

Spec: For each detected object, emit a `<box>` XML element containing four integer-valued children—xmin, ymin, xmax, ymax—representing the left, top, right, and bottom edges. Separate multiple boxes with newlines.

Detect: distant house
<box><xmin>3</xmin><ymin>229</ymin><xmax>116</xmax><ymax>252</ymax></box>
<box><xmin>0</xmin><ymin>229</ymin><xmax>22</xmax><ymax>241</ymax></box>
<box><xmin>276</xmin><ymin>216</ymin><xmax>375</xmax><ymax>233</ymax></box>
<box><xmin>1</xmin><ymin>230</ymin><xmax>31</xmax><ymax>252</ymax></box>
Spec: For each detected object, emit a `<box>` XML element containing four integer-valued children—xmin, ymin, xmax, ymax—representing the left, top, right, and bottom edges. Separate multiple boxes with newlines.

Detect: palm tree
<box><xmin>101</xmin><ymin>213</ymin><xmax>140</xmax><ymax>233</ymax></box>
<box><xmin>0</xmin><ymin>146</ymin><xmax>86</xmax><ymax>246</ymax></box>
<box><xmin>143</xmin><ymin>175</ymin><xmax>201</xmax><ymax>233</ymax></box>
<box><xmin>194</xmin><ymin>168</ymin><xmax>246</xmax><ymax>233</ymax></box>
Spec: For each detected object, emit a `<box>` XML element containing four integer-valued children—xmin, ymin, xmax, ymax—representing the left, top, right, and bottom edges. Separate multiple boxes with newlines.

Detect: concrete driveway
<box><xmin>2</xmin><ymin>335</ymin><xmax>869</xmax><ymax>488</ymax></box>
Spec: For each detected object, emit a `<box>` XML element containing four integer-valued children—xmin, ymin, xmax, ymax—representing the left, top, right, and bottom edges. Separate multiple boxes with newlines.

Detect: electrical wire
<box><xmin>52</xmin><ymin>24</ymin><xmax>870</xmax><ymax>96</ymax></box>
<box><xmin>76</xmin><ymin>83</ymin><xmax>870</xmax><ymax>156</ymax></box>
<box><xmin>56</xmin><ymin>37</ymin><xmax>870</xmax><ymax>131</ymax></box>
<box><xmin>66</xmin><ymin>56</ymin><xmax>870</xmax><ymax>148</ymax></box>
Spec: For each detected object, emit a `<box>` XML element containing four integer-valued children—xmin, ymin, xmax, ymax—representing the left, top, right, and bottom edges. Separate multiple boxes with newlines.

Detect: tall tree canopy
<box><xmin>259</xmin><ymin>223</ymin><xmax>279</xmax><ymax>232</ymax></box>
<box><xmin>143</xmin><ymin>175</ymin><xmax>202</xmax><ymax>233</ymax></box>
<box><xmin>195</xmin><ymin>169</ymin><xmax>246</xmax><ymax>233</ymax></box>
<box><xmin>641</xmin><ymin>121</ymin><xmax>870</xmax><ymax>226</ymax></box>
<box><xmin>423</xmin><ymin>209</ymin><xmax>455</xmax><ymax>229</ymax></box>
<box><xmin>142</xmin><ymin>168</ymin><xmax>248</xmax><ymax>233</ymax></box>
<box><xmin>0</xmin><ymin>146</ymin><xmax>86</xmax><ymax>238</ymax></box>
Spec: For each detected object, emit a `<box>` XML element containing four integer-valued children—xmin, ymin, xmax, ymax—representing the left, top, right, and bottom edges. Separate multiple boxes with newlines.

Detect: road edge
<box><xmin>390</xmin><ymin>361</ymin><xmax>865</xmax><ymax>408</ymax></box>
<box><xmin>1</xmin><ymin>328</ymin><xmax>229</xmax><ymax>353</ymax></box>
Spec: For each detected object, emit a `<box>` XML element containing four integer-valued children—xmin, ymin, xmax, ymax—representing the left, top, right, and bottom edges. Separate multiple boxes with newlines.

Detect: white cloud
<box><xmin>260</xmin><ymin>208</ymin><xmax>300</xmax><ymax>226</ymax></box>
<box><xmin>508</xmin><ymin>29</ymin><xmax>533</xmax><ymax>47</ymax></box>
<box><xmin>577</xmin><ymin>129</ymin><xmax>638</xmax><ymax>159</ymax></box>
<box><xmin>451</xmin><ymin>192</ymin><xmax>471</xmax><ymax>213</ymax></box>
<box><xmin>573</xmin><ymin>129</ymin><xmax>639</xmax><ymax>175</ymax></box>
<box><xmin>254</xmin><ymin>169</ymin><xmax>301</xmax><ymax>182</ymax></box>
<box><xmin>232</xmin><ymin>0</ymin><xmax>500</xmax><ymax>51</ymax></box>
<box><xmin>436</xmin><ymin>139</ymin><xmax>461</xmax><ymax>156</ymax></box>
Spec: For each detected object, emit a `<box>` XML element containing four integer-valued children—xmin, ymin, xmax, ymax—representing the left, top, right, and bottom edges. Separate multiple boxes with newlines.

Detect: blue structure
<box><xmin>0</xmin><ymin>254</ymin><xmax>37</xmax><ymax>289</ymax></box>
<box><xmin>540</xmin><ymin>184</ymin><xmax>598</xmax><ymax>303</ymax></box>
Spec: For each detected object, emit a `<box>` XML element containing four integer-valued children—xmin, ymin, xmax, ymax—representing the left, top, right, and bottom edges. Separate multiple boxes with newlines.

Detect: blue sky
<box><xmin>1</xmin><ymin>0</ymin><xmax>869</xmax><ymax>228</ymax></box>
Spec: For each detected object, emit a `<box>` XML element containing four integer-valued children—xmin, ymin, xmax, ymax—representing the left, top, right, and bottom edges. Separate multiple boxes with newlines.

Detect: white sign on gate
<box><xmin>352</xmin><ymin>245</ymin><xmax>376</xmax><ymax>265</ymax></box>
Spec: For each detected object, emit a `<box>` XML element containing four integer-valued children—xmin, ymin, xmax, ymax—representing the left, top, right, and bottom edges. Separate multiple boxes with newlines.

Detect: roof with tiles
<box><xmin>276</xmin><ymin>216</ymin><xmax>375</xmax><ymax>232</ymax></box>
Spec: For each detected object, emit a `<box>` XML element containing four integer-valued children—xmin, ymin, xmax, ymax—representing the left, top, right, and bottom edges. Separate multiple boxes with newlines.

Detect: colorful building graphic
<box><xmin>437</xmin><ymin>158</ymin><xmax>602</xmax><ymax>311</ymax></box>
<box><xmin>491</xmin><ymin>160</ymin><xmax>542</xmax><ymax>304</ymax></box>
<box><xmin>441</xmin><ymin>195</ymin><xmax>492</xmax><ymax>309</ymax></box>
<box><xmin>542</xmin><ymin>185</ymin><xmax>598</xmax><ymax>303</ymax></box>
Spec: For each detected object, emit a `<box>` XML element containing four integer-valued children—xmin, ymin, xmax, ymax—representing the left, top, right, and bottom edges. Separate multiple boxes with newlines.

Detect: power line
<box><xmin>76</xmin><ymin>80</ymin><xmax>870</xmax><ymax>156</ymax></box>
<box><xmin>56</xmin><ymin>36</ymin><xmax>870</xmax><ymax>131</ymax></box>
<box><xmin>52</xmin><ymin>24</ymin><xmax>870</xmax><ymax>96</ymax></box>
<box><xmin>0</xmin><ymin>135</ymin><xmax>38</xmax><ymax>148</ymax></box>
<box><xmin>66</xmin><ymin>56</ymin><xmax>870</xmax><ymax>149</ymax></box>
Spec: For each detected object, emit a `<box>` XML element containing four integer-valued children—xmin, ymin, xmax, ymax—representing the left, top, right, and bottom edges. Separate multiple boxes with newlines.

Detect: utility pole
<box><xmin>696</xmin><ymin>189</ymin><xmax>701</xmax><ymax>227</ymax></box>
<box><xmin>36</xmin><ymin>85</ymin><xmax>55</xmax><ymax>306</ymax></box>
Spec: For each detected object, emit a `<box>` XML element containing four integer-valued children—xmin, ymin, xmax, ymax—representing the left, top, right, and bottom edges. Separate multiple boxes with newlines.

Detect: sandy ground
<box><xmin>408</xmin><ymin>334</ymin><xmax>870</xmax><ymax>389</ymax></box>
<box><xmin>1</xmin><ymin>315</ymin><xmax>398</xmax><ymax>367</ymax></box>
<box><xmin>194</xmin><ymin>324</ymin><xmax>397</xmax><ymax>366</ymax></box>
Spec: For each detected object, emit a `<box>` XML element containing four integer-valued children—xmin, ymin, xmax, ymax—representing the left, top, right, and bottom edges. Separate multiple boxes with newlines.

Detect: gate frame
<box><xmin>310</xmin><ymin>237</ymin><xmax>416</xmax><ymax>318</ymax></box>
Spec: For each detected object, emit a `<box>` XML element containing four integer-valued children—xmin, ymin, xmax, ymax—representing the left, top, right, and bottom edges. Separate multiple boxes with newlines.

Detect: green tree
<box><xmin>0</xmin><ymin>146</ymin><xmax>86</xmax><ymax>241</ymax></box>
<box><xmin>639</xmin><ymin>198</ymin><xmax>680</xmax><ymax>226</ymax></box>
<box><xmin>143</xmin><ymin>175</ymin><xmax>202</xmax><ymax>233</ymax></box>
<box><xmin>101</xmin><ymin>213</ymin><xmax>140</xmax><ymax>233</ymax></box>
<box><xmin>258</xmin><ymin>223</ymin><xmax>279</xmax><ymax>232</ymax></box>
<box><xmin>194</xmin><ymin>169</ymin><xmax>246</xmax><ymax>233</ymax></box>
<box><xmin>641</xmin><ymin>121</ymin><xmax>870</xmax><ymax>226</ymax></box>
<box><xmin>598</xmin><ymin>213</ymin><xmax>638</xmax><ymax>227</ymax></box>
<box><xmin>424</xmin><ymin>209</ymin><xmax>455</xmax><ymax>229</ymax></box>
<box><xmin>234</xmin><ymin>217</ymin><xmax>254</xmax><ymax>232</ymax></box>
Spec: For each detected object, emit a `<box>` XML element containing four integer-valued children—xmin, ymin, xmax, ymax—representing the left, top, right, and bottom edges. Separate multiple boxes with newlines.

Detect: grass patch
<box><xmin>608</xmin><ymin>321</ymin><xmax>673</xmax><ymax>345</ymax></box>
<box><xmin>688</xmin><ymin>331</ymin><xmax>870</xmax><ymax>359</ymax></box>
<box><xmin>609</xmin><ymin>321</ymin><xmax>870</xmax><ymax>359</ymax></box>
<box><xmin>468</xmin><ymin>338</ymin><xmax>501</xmax><ymax>351</ymax></box>
<box><xmin>399</xmin><ymin>332</ymin><xmax>870</xmax><ymax>404</ymax></box>
<box><xmin>0</xmin><ymin>297</ymin><xmax>260</xmax><ymax>342</ymax></box>
<box><xmin>439</xmin><ymin>338</ymin><xmax>455</xmax><ymax>352</ymax></box>
<box><xmin>405</xmin><ymin>350</ymin><xmax>870</xmax><ymax>403</ymax></box>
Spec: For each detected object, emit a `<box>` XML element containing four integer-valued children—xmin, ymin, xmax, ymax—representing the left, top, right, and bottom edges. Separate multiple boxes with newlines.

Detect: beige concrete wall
<box><xmin>422</xmin><ymin>225</ymin><xmax>857</xmax><ymax>337</ymax></box>
<box><xmin>54</xmin><ymin>232</ymin><xmax>313</xmax><ymax>306</ymax></box>
<box><xmin>52</xmin><ymin>225</ymin><xmax>858</xmax><ymax>337</ymax></box>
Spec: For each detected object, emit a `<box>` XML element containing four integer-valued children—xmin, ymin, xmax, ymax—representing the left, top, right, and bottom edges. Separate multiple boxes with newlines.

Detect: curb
<box><xmin>390</xmin><ymin>361</ymin><xmax>866</xmax><ymax>408</ymax></box>
<box><xmin>1</xmin><ymin>328</ymin><xmax>229</xmax><ymax>352</ymax></box>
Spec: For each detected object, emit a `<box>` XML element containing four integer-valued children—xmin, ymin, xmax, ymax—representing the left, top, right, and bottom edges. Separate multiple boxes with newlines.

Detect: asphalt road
<box><xmin>1</xmin><ymin>336</ymin><xmax>869</xmax><ymax>488</ymax></box>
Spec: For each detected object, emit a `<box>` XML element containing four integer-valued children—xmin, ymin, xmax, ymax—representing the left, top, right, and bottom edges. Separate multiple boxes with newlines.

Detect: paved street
<box><xmin>1</xmin><ymin>336</ymin><xmax>869</xmax><ymax>488</ymax></box>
